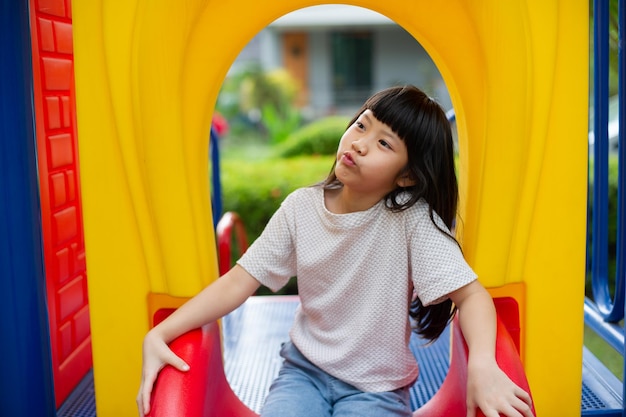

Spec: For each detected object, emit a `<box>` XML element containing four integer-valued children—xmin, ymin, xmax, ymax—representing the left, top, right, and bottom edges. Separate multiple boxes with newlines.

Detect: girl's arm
<box><xmin>136</xmin><ymin>265</ymin><xmax>261</xmax><ymax>416</ymax></box>
<box><xmin>449</xmin><ymin>281</ymin><xmax>534</xmax><ymax>417</ymax></box>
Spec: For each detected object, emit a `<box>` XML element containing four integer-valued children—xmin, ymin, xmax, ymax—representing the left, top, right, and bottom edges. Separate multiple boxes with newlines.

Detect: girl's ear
<box><xmin>396</xmin><ymin>172</ymin><xmax>416</xmax><ymax>188</ymax></box>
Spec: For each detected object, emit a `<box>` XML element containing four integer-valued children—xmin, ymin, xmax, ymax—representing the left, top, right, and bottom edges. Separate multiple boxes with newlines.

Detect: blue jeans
<box><xmin>260</xmin><ymin>342</ymin><xmax>411</xmax><ymax>417</ymax></box>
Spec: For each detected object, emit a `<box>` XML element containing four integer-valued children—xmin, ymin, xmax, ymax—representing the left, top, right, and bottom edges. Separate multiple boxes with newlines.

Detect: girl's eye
<box><xmin>355</xmin><ymin>121</ymin><xmax>365</xmax><ymax>129</ymax></box>
<box><xmin>379</xmin><ymin>139</ymin><xmax>392</xmax><ymax>149</ymax></box>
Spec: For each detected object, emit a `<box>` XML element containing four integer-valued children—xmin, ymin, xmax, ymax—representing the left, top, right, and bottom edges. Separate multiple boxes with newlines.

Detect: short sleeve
<box><xmin>410</xmin><ymin>213</ymin><xmax>477</xmax><ymax>306</ymax></box>
<box><xmin>236</xmin><ymin>196</ymin><xmax>297</xmax><ymax>292</ymax></box>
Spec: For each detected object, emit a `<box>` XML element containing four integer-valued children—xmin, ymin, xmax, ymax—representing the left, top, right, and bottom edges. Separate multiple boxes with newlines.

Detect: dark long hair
<box><xmin>323</xmin><ymin>85</ymin><xmax>459</xmax><ymax>341</ymax></box>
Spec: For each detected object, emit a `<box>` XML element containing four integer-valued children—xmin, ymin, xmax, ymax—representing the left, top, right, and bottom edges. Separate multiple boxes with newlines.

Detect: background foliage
<box><xmin>220</xmin><ymin>155</ymin><xmax>335</xmax><ymax>242</ymax></box>
<box><xmin>276</xmin><ymin>116</ymin><xmax>350</xmax><ymax>157</ymax></box>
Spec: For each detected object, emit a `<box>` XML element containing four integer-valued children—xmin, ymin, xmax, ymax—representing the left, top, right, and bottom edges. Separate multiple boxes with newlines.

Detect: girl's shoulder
<box><xmin>395</xmin><ymin>197</ymin><xmax>451</xmax><ymax>234</ymax></box>
<box><xmin>391</xmin><ymin>194</ymin><xmax>430</xmax><ymax>219</ymax></box>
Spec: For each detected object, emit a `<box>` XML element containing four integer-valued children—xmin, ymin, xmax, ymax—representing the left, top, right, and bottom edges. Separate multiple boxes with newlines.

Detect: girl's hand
<box><xmin>134</xmin><ymin>267</ymin><xmax>260</xmax><ymax>416</ymax></box>
<box><xmin>136</xmin><ymin>330</ymin><xmax>190</xmax><ymax>417</ymax></box>
<box><xmin>466</xmin><ymin>358</ymin><xmax>533</xmax><ymax>417</ymax></box>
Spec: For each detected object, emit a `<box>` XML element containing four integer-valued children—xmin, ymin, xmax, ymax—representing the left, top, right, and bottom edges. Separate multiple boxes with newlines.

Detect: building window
<box><xmin>331</xmin><ymin>32</ymin><xmax>373</xmax><ymax>106</ymax></box>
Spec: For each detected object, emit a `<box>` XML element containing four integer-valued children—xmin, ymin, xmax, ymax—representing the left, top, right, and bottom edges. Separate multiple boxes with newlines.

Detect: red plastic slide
<box><xmin>149</xmin><ymin>301</ymin><xmax>535</xmax><ymax>416</ymax></box>
<box><xmin>414</xmin><ymin>313</ymin><xmax>536</xmax><ymax>416</ymax></box>
<box><xmin>149</xmin><ymin>321</ymin><xmax>256</xmax><ymax>417</ymax></box>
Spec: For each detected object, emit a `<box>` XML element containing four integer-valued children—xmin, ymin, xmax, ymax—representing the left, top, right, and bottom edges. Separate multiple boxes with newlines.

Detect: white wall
<box><xmin>374</xmin><ymin>27</ymin><xmax>452</xmax><ymax>110</ymax></box>
<box><xmin>232</xmin><ymin>25</ymin><xmax>452</xmax><ymax>118</ymax></box>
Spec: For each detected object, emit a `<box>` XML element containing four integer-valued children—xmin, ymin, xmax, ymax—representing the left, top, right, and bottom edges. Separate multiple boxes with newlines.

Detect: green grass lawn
<box><xmin>584</xmin><ymin>325</ymin><xmax>623</xmax><ymax>381</ymax></box>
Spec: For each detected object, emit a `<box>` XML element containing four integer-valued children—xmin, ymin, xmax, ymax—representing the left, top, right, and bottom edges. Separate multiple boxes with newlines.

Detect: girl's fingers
<box><xmin>517</xmin><ymin>388</ymin><xmax>533</xmax><ymax>413</ymax></box>
<box><xmin>137</xmin><ymin>347</ymin><xmax>190</xmax><ymax>416</ymax></box>
<box><xmin>171</xmin><ymin>355</ymin><xmax>190</xmax><ymax>372</ymax></box>
<box><xmin>138</xmin><ymin>371</ymin><xmax>157</xmax><ymax>416</ymax></box>
<box><xmin>514</xmin><ymin>392</ymin><xmax>534</xmax><ymax>417</ymax></box>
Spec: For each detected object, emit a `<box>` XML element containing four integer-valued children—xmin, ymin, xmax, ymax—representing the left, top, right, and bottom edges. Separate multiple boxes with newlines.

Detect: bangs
<box><xmin>365</xmin><ymin>86</ymin><xmax>433</xmax><ymax>142</ymax></box>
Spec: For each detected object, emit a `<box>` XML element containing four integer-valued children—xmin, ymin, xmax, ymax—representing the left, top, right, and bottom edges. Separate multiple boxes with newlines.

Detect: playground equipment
<box><xmin>72</xmin><ymin>2</ymin><xmax>588</xmax><ymax>415</ymax></box>
<box><xmin>149</xmin><ymin>290</ymin><xmax>534</xmax><ymax>417</ymax></box>
<box><xmin>5</xmin><ymin>0</ymin><xmax>622</xmax><ymax>416</ymax></box>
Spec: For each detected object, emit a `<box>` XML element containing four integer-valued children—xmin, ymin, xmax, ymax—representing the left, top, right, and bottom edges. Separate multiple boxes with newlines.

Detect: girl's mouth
<box><xmin>341</xmin><ymin>152</ymin><xmax>356</xmax><ymax>166</ymax></box>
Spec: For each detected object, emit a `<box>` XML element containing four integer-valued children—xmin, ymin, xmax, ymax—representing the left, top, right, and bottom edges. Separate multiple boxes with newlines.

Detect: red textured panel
<box><xmin>53</xmin><ymin>21</ymin><xmax>73</xmax><ymax>54</ymax></box>
<box><xmin>50</xmin><ymin>172</ymin><xmax>67</xmax><ymax>208</ymax></box>
<box><xmin>56</xmin><ymin>247</ymin><xmax>70</xmax><ymax>284</ymax></box>
<box><xmin>36</xmin><ymin>0</ymin><xmax>66</xmax><ymax>17</ymax></box>
<box><xmin>74</xmin><ymin>243</ymin><xmax>86</xmax><ymax>272</ymax></box>
<box><xmin>31</xmin><ymin>0</ymin><xmax>93</xmax><ymax>406</ymax></box>
<box><xmin>45</xmin><ymin>96</ymin><xmax>61</xmax><ymax>129</ymax></box>
<box><xmin>38</xmin><ymin>18</ymin><xmax>55</xmax><ymax>52</ymax></box>
<box><xmin>53</xmin><ymin>206</ymin><xmax>77</xmax><ymax>244</ymax></box>
<box><xmin>66</xmin><ymin>169</ymin><xmax>75</xmax><ymax>201</ymax></box>
<box><xmin>48</xmin><ymin>133</ymin><xmax>73</xmax><ymax>168</ymax></box>
<box><xmin>61</xmin><ymin>95</ymin><xmax>70</xmax><ymax>127</ymax></box>
<box><xmin>58</xmin><ymin>320</ymin><xmax>73</xmax><ymax>361</ymax></box>
<box><xmin>57</xmin><ymin>338</ymin><xmax>92</xmax><ymax>404</ymax></box>
<box><xmin>74</xmin><ymin>305</ymin><xmax>90</xmax><ymax>343</ymax></box>
<box><xmin>42</xmin><ymin>57</ymin><xmax>72</xmax><ymax>90</ymax></box>
<box><xmin>58</xmin><ymin>277</ymin><xmax>85</xmax><ymax>321</ymax></box>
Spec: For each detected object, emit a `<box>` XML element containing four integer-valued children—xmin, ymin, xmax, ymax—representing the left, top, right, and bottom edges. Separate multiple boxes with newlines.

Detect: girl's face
<box><xmin>334</xmin><ymin>110</ymin><xmax>414</xmax><ymax>198</ymax></box>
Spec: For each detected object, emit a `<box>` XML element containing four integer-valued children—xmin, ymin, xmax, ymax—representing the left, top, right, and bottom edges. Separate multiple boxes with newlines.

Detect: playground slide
<box><xmin>71</xmin><ymin>2</ymin><xmax>586</xmax><ymax>415</ymax></box>
<box><xmin>149</xmin><ymin>299</ymin><xmax>535</xmax><ymax>417</ymax></box>
<box><xmin>414</xmin><ymin>311</ymin><xmax>536</xmax><ymax>416</ymax></box>
<box><xmin>150</xmin><ymin>321</ymin><xmax>256</xmax><ymax>417</ymax></box>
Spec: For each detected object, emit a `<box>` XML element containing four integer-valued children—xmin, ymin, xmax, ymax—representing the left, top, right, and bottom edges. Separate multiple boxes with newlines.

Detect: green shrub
<box><xmin>220</xmin><ymin>155</ymin><xmax>335</xmax><ymax>243</ymax></box>
<box><xmin>276</xmin><ymin>116</ymin><xmax>350</xmax><ymax>157</ymax></box>
<box><xmin>219</xmin><ymin>155</ymin><xmax>334</xmax><ymax>295</ymax></box>
<box><xmin>215</xmin><ymin>65</ymin><xmax>303</xmax><ymax>140</ymax></box>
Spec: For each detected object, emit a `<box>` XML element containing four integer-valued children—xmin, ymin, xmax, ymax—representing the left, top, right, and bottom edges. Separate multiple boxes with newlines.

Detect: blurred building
<box><xmin>232</xmin><ymin>5</ymin><xmax>452</xmax><ymax>118</ymax></box>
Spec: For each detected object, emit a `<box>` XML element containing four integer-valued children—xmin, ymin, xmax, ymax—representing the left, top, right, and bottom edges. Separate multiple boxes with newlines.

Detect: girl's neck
<box><xmin>324</xmin><ymin>187</ymin><xmax>384</xmax><ymax>214</ymax></box>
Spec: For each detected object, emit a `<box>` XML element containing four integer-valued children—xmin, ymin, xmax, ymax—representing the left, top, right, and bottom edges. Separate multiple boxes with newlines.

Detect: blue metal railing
<box><xmin>210</xmin><ymin>126</ymin><xmax>223</xmax><ymax>228</ymax></box>
<box><xmin>589</xmin><ymin>0</ymin><xmax>625</xmax><ymax>323</ymax></box>
<box><xmin>586</xmin><ymin>0</ymin><xmax>626</xmax><ymax>415</ymax></box>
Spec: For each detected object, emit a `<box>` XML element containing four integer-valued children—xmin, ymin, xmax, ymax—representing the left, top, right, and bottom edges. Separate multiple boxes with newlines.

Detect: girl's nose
<box><xmin>352</xmin><ymin>140</ymin><xmax>365</xmax><ymax>154</ymax></box>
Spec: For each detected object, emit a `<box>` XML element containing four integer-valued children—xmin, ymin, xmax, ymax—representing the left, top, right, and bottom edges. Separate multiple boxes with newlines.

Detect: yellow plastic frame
<box><xmin>72</xmin><ymin>1</ymin><xmax>588</xmax><ymax>416</ymax></box>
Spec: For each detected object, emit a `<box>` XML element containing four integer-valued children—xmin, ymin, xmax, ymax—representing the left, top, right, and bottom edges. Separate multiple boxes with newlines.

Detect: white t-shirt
<box><xmin>237</xmin><ymin>186</ymin><xmax>477</xmax><ymax>392</ymax></box>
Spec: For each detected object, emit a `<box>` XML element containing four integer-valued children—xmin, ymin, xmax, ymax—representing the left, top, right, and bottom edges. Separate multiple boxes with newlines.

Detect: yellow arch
<box><xmin>72</xmin><ymin>1</ymin><xmax>588</xmax><ymax>416</ymax></box>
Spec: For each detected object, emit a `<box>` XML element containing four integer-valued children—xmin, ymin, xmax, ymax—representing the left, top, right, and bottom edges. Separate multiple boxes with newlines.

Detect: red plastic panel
<box><xmin>59</xmin><ymin>320</ymin><xmax>74</xmax><ymax>360</ymax></box>
<box><xmin>45</xmin><ymin>96</ymin><xmax>62</xmax><ymax>128</ymax></box>
<box><xmin>55</xmin><ymin>247</ymin><xmax>71</xmax><ymax>282</ymax></box>
<box><xmin>54</xmin><ymin>21</ymin><xmax>73</xmax><ymax>53</ymax></box>
<box><xmin>50</xmin><ymin>172</ymin><xmax>67</xmax><ymax>207</ymax></box>
<box><xmin>36</xmin><ymin>0</ymin><xmax>66</xmax><ymax>17</ymax></box>
<box><xmin>42</xmin><ymin>57</ymin><xmax>73</xmax><ymax>90</ymax></box>
<box><xmin>38</xmin><ymin>18</ymin><xmax>55</xmax><ymax>51</ymax></box>
<box><xmin>74</xmin><ymin>305</ymin><xmax>91</xmax><ymax>342</ymax></box>
<box><xmin>58</xmin><ymin>277</ymin><xmax>85</xmax><ymax>321</ymax></box>
<box><xmin>29</xmin><ymin>0</ymin><xmax>92</xmax><ymax>406</ymax></box>
<box><xmin>53</xmin><ymin>206</ymin><xmax>78</xmax><ymax>243</ymax></box>
<box><xmin>48</xmin><ymin>133</ymin><xmax>73</xmax><ymax>167</ymax></box>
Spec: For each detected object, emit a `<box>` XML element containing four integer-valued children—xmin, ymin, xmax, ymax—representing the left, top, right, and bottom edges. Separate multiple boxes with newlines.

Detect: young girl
<box><xmin>137</xmin><ymin>85</ymin><xmax>534</xmax><ymax>417</ymax></box>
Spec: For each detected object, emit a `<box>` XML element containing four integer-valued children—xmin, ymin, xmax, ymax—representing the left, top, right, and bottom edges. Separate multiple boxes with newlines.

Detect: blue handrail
<box><xmin>210</xmin><ymin>126</ymin><xmax>223</xmax><ymax>228</ymax></box>
<box><xmin>617</xmin><ymin>0</ymin><xmax>626</xmax><ymax>415</ymax></box>
<box><xmin>590</xmin><ymin>0</ymin><xmax>624</xmax><ymax>323</ymax></box>
<box><xmin>586</xmin><ymin>0</ymin><xmax>625</xmax><ymax>415</ymax></box>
